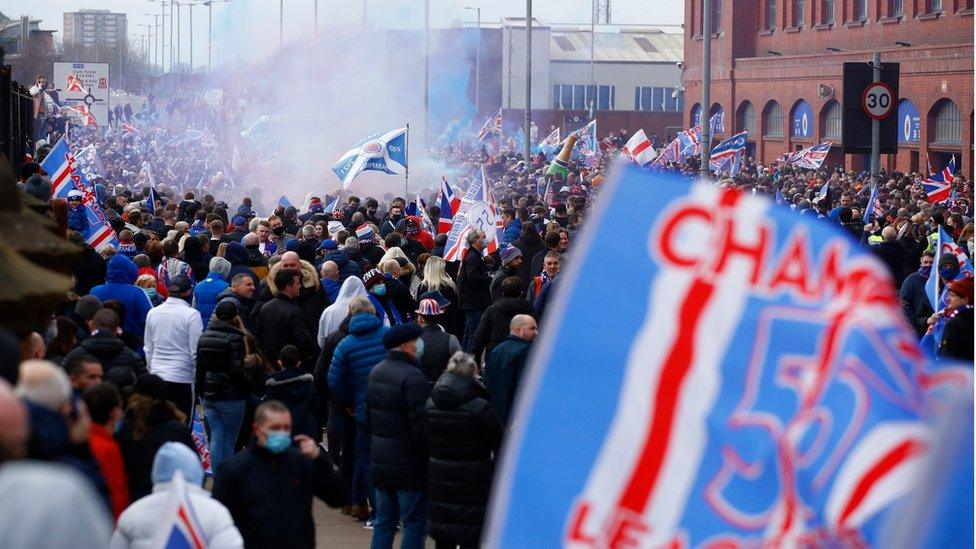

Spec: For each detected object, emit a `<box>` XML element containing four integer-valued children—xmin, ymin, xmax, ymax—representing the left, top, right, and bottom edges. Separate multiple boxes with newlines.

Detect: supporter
<box><xmin>90</xmin><ymin>255</ymin><xmax>154</xmax><ymax>342</ymax></box>
<box><xmin>457</xmin><ymin>230</ymin><xmax>491</xmax><ymax>351</ymax></box>
<box><xmin>82</xmin><ymin>382</ymin><xmax>130</xmax><ymax>520</ymax></box>
<box><xmin>194</xmin><ymin>256</ymin><xmax>232</xmax><ymax>329</ymax></box>
<box><xmin>265</xmin><ymin>344</ymin><xmax>318</xmax><ymax>439</ymax></box>
<box><xmin>473</xmin><ymin>277</ymin><xmax>535</xmax><ymax>362</ymax></box>
<box><xmin>144</xmin><ymin>276</ymin><xmax>203</xmax><ymax>419</ymax></box>
<box><xmin>484</xmin><ymin>314</ymin><xmax>538</xmax><ymax>427</ymax></box>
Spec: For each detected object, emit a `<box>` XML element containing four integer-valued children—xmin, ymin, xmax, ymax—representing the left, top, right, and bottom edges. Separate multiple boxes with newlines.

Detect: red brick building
<box><xmin>682</xmin><ymin>0</ymin><xmax>973</xmax><ymax>177</ymax></box>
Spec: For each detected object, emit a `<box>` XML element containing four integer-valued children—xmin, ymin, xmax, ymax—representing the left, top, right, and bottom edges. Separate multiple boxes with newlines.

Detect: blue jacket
<box><xmin>321</xmin><ymin>278</ymin><xmax>341</xmax><ymax>303</ymax></box>
<box><xmin>500</xmin><ymin>218</ymin><xmax>523</xmax><ymax>248</ymax></box>
<box><xmin>194</xmin><ymin>272</ymin><xmax>229</xmax><ymax>329</ymax></box>
<box><xmin>484</xmin><ymin>335</ymin><xmax>532</xmax><ymax>426</ymax></box>
<box><xmin>67</xmin><ymin>204</ymin><xmax>87</xmax><ymax>233</ymax></box>
<box><xmin>328</xmin><ymin>313</ymin><xmax>389</xmax><ymax>424</ymax></box>
<box><xmin>325</xmin><ymin>249</ymin><xmax>363</xmax><ymax>283</ymax></box>
<box><xmin>90</xmin><ymin>255</ymin><xmax>153</xmax><ymax>340</ymax></box>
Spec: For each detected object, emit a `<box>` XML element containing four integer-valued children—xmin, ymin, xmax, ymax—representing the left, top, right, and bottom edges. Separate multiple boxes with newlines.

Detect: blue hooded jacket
<box><xmin>193</xmin><ymin>272</ymin><xmax>229</xmax><ymax>329</ymax></box>
<box><xmin>328</xmin><ymin>312</ymin><xmax>389</xmax><ymax>424</ymax></box>
<box><xmin>90</xmin><ymin>255</ymin><xmax>153</xmax><ymax>340</ymax></box>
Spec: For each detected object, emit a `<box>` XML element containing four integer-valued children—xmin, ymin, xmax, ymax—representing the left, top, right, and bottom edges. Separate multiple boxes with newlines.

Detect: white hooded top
<box><xmin>317</xmin><ymin>276</ymin><xmax>368</xmax><ymax>347</ymax></box>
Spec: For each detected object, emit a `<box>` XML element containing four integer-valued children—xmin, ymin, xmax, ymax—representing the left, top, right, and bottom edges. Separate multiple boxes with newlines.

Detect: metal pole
<box><xmin>870</xmin><ymin>52</ymin><xmax>881</xmax><ymax>177</ymax></box>
<box><xmin>475</xmin><ymin>8</ymin><xmax>480</xmax><ymax>114</ymax></box>
<box><xmin>424</xmin><ymin>0</ymin><xmax>429</xmax><ymax>146</ymax></box>
<box><xmin>176</xmin><ymin>1</ymin><xmax>181</xmax><ymax>72</ymax></box>
<box><xmin>207</xmin><ymin>2</ymin><xmax>212</xmax><ymax>70</ymax></box>
<box><xmin>169</xmin><ymin>1</ymin><xmax>174</xmax><ymax>71</ymax></box>
<box><xmin>155</xmin><ymin>14</ymin><xmax>160</xmax><ymax>73</ymax></box>
<box><xmin>405</xmin><ymin>123</ymin><xmax>410</xmax><ymax>196</ymax></box>
<box><xmin>314</xmin><ymin>0</ymin><xmax>319</xmax><ymax>43</ymax></box>
<box><xmin>589</xmin><ymin>0</ymin><xmax>595</xmax><ymax>119</ymax></box>
<box><xmin>699</xmin><ymin>0</ymin><xmax>712</xmax><ymax>177</ymax></box>
<box><xmin>524</xmin><ymin>0</ymin><xmax>532</xmax><ymax>161</ymax></box>
<box><xmin>279</xmin><ymin>0</ymin><xmax>284</xmax><ymax>52</ymax></box>
<box><xmin>189</xmin><ymin>4</ymin><xmax>193</xmax><ymax>72</ymax></box>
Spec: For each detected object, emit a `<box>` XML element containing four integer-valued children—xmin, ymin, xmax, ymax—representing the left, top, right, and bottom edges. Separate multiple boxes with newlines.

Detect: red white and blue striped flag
<box><xmin>41</xmin><ymin>137</ymin><xmax>117</xmax><ymax>250</ymax></box>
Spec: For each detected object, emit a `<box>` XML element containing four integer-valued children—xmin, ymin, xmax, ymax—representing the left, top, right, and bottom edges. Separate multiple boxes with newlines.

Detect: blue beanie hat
<box><xmin>151</xmin><ymin>442</ymin><xmax>204</xmax><ymax>486</ymax></box>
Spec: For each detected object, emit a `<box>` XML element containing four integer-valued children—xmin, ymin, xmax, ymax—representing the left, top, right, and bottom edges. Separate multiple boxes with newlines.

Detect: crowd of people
<box><xmin>3</xmin><ymin>74</ymin><xmax>973</xmax><ymax>548</ymax></box>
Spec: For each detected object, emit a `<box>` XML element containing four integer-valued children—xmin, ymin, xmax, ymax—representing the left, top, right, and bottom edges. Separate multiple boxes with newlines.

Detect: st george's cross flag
<box><xmin>484</xmin><ymin>164</ymin><xmax>972</xmax><ymax>548</ymax></box>
<box><xmin>622</xmin><ymin>129</ymin><xmax>658</xmax><ymax>166</ymax></box>
<box><xmin>331</xmin><ymin>127</ymin><xmax>408</xmax><ymax>188</ymax></box>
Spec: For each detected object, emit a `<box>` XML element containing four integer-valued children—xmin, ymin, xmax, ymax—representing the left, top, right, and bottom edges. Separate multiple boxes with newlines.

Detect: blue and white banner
<box><xmin>331</xmin><ymin>127</ymin><xmax>409</xmax><ymax>189</ymax></box>
<box><xmin>485</xmin><ymin>165</ymin><xmax>970</xmax><ymax>548</ymax></box>
<box><xmin>41</xmin><ymin>137</ymin><xmax>117</xmax><ymax>250</ymax></box>
<box><xmin>709</xmin><ymin>131</ymin><xmax>747</xmax><ymax>175</ymax></box>
<box><xmin>792</xmin><ymin>100</ymin><xmax>814</xmax><ymax>139</ymax></box>
<box><xmin>898</xmin><ymin>100</ymin><xmax>921</xmax><ymax>144</ymax></box>
<box><xmin>74</xmin><ymin>144</ymin><xmax>105</xmax><ymax>182</ymax></box>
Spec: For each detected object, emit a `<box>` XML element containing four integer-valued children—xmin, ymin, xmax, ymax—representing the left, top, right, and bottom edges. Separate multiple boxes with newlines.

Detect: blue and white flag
<box><xmin>74</xmin><ymin>144</ymin><xmax>105</xmax><ymax>182</ymax></box>
<box><xmin>41</xmin><ymin>137</ymin><xmax>118</xmax><ymax>250</ymax></box>
<box><xmin>277</xmin><ymin>195</ymin><xmax>292</xmax><ymax>208</ymax></box>
<box><xmin>708</xmin><ymin>131</ymin><xmax>748</xmax><ymax>175</ymax></box>
<box><xmin>485</xmin><ymin>165</ymin><xmax>970</xmax><ymax>547</ymax></box>
<box><xmin>864</xmin><ymin>183</ymin><xmax>882</xmax><ymax>223</ymax></box>
<box><xmin>146</xmin><ymin>186</ymin><xmax>161</xmax><ymax>215</ymax></box>
<box><xmin>331</xmin><ymin>127</ymin><xmax>408</xmax><ymax>189</ymax></box>
<box><xmin>323</xmin><ymin>196</ymin><xmax>340</xmax><ymax>214</ymax></box>
<box><xmin>538</xmin><ymin>127</ymin><xmax>561</xmax><ymax>159</ymax></box>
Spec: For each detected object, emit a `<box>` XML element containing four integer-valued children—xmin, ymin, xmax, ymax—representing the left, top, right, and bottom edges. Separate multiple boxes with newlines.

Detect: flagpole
<box><xmin>405</xmin><ymin>123</ymin><xmax>410</xmax><ymax>198</ymax></box>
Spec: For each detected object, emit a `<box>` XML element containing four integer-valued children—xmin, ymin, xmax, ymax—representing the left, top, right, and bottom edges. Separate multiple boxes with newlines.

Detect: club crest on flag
<box><xmin>331</xmin><ymin>127</ymin><xmax>409</xmax><ymax>189</ymax></box>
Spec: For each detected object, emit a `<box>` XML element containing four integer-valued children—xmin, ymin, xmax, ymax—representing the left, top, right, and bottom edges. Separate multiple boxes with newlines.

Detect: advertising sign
<box><xmin>54</xmin><ymin>62</ymin><xmax>110</xmax><ymax>127</ymax></box>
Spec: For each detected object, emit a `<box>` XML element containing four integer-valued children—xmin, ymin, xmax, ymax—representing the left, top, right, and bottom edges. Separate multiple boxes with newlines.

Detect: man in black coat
<box><xmin>473</xmin><ymin>277</ymin><xmax>535</xmax><ymax>362</ymax></box>
<box><xmin>457</xmin><ymin>230</ymin><xmax>491</xmax><ymax>351</ymax></box>
<box><xmin>256</xmin><ymin>268</ymin><xmax>318</xmax><ymax>365</ymax></box>
<box><xmin>63</xmin><ymin>308</ymin><xmax>146</xmax><ymax>392</ymax></box>
<box><xmin>415</xmin><ymin>299</ymin><xmax>462</xmax><ymax>384</ymax></box>
<box><xmin>212</xmin><ymin>400</ymin><xmax>345</xmax><ymax>549</ymax></box>
<box><xmin>899</xmin><ymin>251</ymin><xmax>935</xmax><ymax>337</ymax></box>
<box><xmin>512</xmin><ymin>225</ymin><xmax>545</xmax><ymax>291</ymax></box>
<box><xmin>366</xmin><ymin>324</ymin><xmax>431</xmax><ymax>548</ymax></box>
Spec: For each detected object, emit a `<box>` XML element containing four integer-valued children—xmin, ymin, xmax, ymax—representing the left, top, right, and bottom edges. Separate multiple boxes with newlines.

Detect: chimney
<box><xmin>20</xmin><ymin>16</ymin><xmax>29</xmax><ymax>52</ymax></box>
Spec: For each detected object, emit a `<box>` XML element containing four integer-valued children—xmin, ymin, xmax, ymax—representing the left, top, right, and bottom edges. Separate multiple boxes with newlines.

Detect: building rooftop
<box><xmin>549</xmin><ymin>28</ymin><xmax>682</xmax><ymax>63</ymax></box>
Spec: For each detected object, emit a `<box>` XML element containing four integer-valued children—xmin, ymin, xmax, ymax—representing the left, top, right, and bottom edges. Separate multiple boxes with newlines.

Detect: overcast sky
<box><xmin>23</xmin><ymin>0</ymin><xmax>683</xmax><ymax>67</ymax></box>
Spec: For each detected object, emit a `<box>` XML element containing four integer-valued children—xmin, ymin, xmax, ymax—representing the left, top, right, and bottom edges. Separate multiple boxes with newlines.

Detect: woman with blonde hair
<box><xmin>417</xmin><ymin>255</ymin><xmax>463</xmax><ymax>340</ymax></box>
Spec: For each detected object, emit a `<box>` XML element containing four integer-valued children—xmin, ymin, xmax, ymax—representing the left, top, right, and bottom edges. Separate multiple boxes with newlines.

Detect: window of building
<box><xmin>823</xmin><ymin>101</ymin><xmax>842</xmax><ymax>138</ymax></box>
<box><xmin>739</xmin><ymin>101</ymin><xmax>757</xmax><ymax>134</ymax></box>
<box><xmin>930</xmin><ymin>0</ymin><xmax>943</xmax><ymax>12</ymax></box>
<box><xmin>854</xmin><ymin>0</ymin><xmax>867</xmax><ymax>19</ymax></box>
<box><xmin>766</xmin><ymin>0</ymin><xmax>777</xmax><ymax>28</ymax></box>
<box><xmin>598</xmin><ymin>85</ymin><xmax>615</xmax><ymax>110</ymax></box>
<box><xmin>794</xmin><ymin>0</ymin><xmax>805</xmax><ymax>25</ymax></box>
<box><xmin>889</xmin><ymin>0</ymin><xmax>904</xmax><ymax>16</ymax></box>
<box><xmin>932</xmin><ymin>100</ymin><xmax>961</xmax><ymax>144</ymax></box>
<box><xmin>823</xmin><ymin>0</ymin><xmax>835</xmax><ymax>23</ymax></box>
<box><xmin>763</xmin><ymin>101</ymin><xmax>784</xmax><ymax>137</ymax></box>
<box><xmin>553</xmin><ymin>35</ymin><xmax>575</xmax><ymax>51</ymax></box>
<box><xmin>573</xmin><ymin>85</ymin><xmax>586</xmax><ymax>109</ymax></box>
<box><xmin>561</xmin><ymin>85</ymin><xmax>574</xmax><ymax>109</ymax></box>
<box><xmin>635</xmin><ymin>87</ymin><xmax>683</xmax><ymax>112</ymax></box>
<box><xmin>713</xmin><ymin>0</ymin><xmax>723</xmax><ymax>32</ymax></box>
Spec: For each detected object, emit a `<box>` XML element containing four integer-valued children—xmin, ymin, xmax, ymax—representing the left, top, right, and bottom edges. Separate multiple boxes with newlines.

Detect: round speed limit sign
<box><xmin>862</xmin><ymin>82</ymin><xmax>895</xmax><ymax>120</ymax></box>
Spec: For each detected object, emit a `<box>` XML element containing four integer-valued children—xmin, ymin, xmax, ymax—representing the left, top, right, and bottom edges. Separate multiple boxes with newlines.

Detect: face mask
<box><xmin>263</xmin><ymin>430</ymin><xmax>292</xmax><ymax>454</ymax></box>
<box><xmin>415</xmin><ymin>338</ymin><xmax>424</xmax><ymax>360</ymax></box>
<box><xmin>371</xmin><ymin>284</ymin><xmax>387</xmax><ymax>297</ymax></box>
<box><xmin>940</xmin><ymin>266</ymin><xmax>960</xmax><ymax>281</ymax></box>
<box><xmin>918</xmin><ymin>265</ymin><xmax>932</xmax><ymax>278</ymax></box>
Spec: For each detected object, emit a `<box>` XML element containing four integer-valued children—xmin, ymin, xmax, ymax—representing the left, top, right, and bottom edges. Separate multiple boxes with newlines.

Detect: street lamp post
<box><xmin>176</xmin><ymin>1</ymin><xmax>182</xmax><ymax>72</ymax></box>
<box><xmin>699</xmin><ymin>0</ymin><xmax>712</xmax><ymax>178</ymax></box>
<box><xmin>424</xmin><ymin>0</ymin><xmax>429</xmax><ymax>146</ymax></box>
<box><xmin>524</xmin><ymin>0</ymin><xmax>532</xmax><ymax>161</ymax></box>
<box><xmin>462</xmin><ymin>6</ymin><xmax>480</xmax><ymax>115</ymax></box>
<box><xmin>589</xmin><ymin>0</ymin><xmax>595</xmax><ymax>119</ymax></box>
<box><xmin>188</xmin><ymin>3</ymin><xmax>194</xmax><ymax>72</ymax></box>
<box><xmin>279</xmin><ymin>0</ymin><xmax>284</xmax><ymax>52</ymax></box>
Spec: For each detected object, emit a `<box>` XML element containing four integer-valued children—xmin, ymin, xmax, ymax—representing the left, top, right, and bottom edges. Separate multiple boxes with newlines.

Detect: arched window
<box><xmin>691</xmin><ymin>103</ymin><xmax>703</xmax><ymax>127</ymax></box>
<box><xmin>763</xmin><ymin>101</ymin><xmax>783</xmax><ymax>137</ymax></box>
<box><xmin>738</xmin><ymin>101</ymin><xmax>756</xmax><ymax>135</ymax></box>
<box><xmin>931</xmin><ymin>99</ymin><xmax>962</xmax><ymax>144</ymax></box>
<box><xmin>822</xmin><ymin>100</ymin><xmax>842</xmax><ymax>139</ymax></box>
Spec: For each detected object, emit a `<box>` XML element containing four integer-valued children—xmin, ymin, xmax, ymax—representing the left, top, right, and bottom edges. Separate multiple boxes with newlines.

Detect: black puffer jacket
<box><xmin>266</xmin><ymin>369</ymin><xmax>319</xmax><ymax>439</ymax></box>
<box><xmin>457</xmin><ymin>248</ymin><xmax>491</xmax><ymax>310</ymax></box>
<box><xmin>425</xmin><ymin>373</ymin><xmax>503</xmax><ymax>545</ymax></box>
<box><xmin>195</xmin><ymin>318</ymin><xmax>250</xmax><ymax>401</ymax></box>
<box><xmin>367</xmin><ymin>350</ymin><xmax>430</xmax><ymax>491</ymax></box>
<box><xmin>63</xmin><ymin>331</ymin><xmax>146</xmax><ymax>391</ymax></box>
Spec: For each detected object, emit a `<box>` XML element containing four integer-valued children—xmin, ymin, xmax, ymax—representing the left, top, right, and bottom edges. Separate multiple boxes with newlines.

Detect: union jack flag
<box><xmin>121</xmin><ymin>122</ymin><xmax>140</xmax><ymax>136</ymax></box>
<box><xmin>437</xmin><ymin>177</ymin><xmax>461</xmax><ymax>234</ymax></box>
<box><xmin>793</xmin><ymin>141</ymin><xmax>832</xmax><ymax>170</ymax></box>
<box><xmin>477</xmin><ymin>108</ymin><xmax>503</xmax><ymax>141</ymax></box>
<box><xmin>923</xmin><ymin>156</ymin><xmax>956</xmax><ymax>203</ymax></box>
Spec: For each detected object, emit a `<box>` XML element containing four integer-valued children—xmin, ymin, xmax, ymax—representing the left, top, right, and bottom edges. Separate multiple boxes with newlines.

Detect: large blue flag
<box><xmin>485</xmin><ymin>165</ymin><xmax>970</xmax><ymax>547</ymax></box>
<box><xmin>41</xmin><ymin>137</ymin><xmax>118</xmax><ymax>250</ymax></box>
<box><xmin>331</xmin><ymin>127</ymin><xmax>408</xmax><ymax>189</ymax></box>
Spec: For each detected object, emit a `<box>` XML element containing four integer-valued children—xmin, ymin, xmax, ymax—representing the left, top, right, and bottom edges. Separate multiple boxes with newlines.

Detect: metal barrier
<box><xmin>0</xmin><ymin>48</ymin><xmax>35</xmax><ymax>172</ymax></box>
